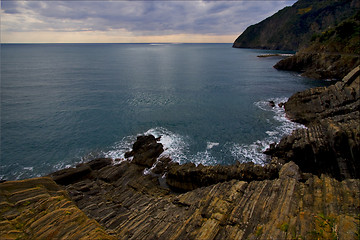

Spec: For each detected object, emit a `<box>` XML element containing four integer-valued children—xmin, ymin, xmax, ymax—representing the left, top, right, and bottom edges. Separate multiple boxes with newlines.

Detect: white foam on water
<box><xmin>101</xmin><ymin>127</ymin><xmax>189</xmax><ymax>166</ymax></box>
<box><xmin>207</xmin><ymin>142</ymin><xmax>219</xmax><ymax>150</ymax></box>
<box><xmin>229</xmin><ymin>140</ymin><xmax>271</xmax><ymax>165</ymax></box>
<box><xmin>103</xmin><ymin>135</ymin><xmax>136</xmax><ymax>163</ymax></box>
<box><xmin>190</xmin><ymin>150</ymin><xmax>217</xmax><ymax>166</ymax></box>
<box><xmin>144</xmin><ymin>127</ymin><xmax>189</xmax><ymax>164</ymax></box>
<box><xmin>231</xmin><ymin>97</ymin><xmax>306</xmax><ymax>165</ymax></box>
<box><xmin>23</xmin><ymin>167</ymin><xmax>33</xmax><ymax>171</ymax></box>
<box><xmin>266</xmin><ymin>131</ymin><xmax>279</xmax><ymax>136</ymax></box>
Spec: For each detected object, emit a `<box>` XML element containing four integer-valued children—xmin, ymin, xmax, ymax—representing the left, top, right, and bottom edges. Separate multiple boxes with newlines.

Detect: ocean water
<box><xmin>1</xmin><ymin>43</ymin><xmax>330</xmax><ymax>180</ymax></box>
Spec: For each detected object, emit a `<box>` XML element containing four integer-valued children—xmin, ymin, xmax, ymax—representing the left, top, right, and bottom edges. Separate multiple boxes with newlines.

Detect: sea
<box><xmin>1</xmin><ymin>43</ymin><xmax>330</xmax><ymax>180</ymax></box>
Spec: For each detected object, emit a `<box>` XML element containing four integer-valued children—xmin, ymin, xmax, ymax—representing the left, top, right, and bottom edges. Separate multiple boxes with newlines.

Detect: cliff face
<box><xmin>233</xmin><ymin>0</ymin><xmax>359</xmax><ymax>51</ymax></box>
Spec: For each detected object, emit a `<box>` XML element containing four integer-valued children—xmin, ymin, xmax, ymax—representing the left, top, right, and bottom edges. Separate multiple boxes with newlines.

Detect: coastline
<box><xmin>1</xmin><ymin>65</ymin><xmax>359</xmax><ymax>239</ymax></box>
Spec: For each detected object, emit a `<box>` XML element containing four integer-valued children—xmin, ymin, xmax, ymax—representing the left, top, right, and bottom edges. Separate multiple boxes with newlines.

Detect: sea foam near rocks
<box><xmin>231</xmin><ymin>97</ymin><xmax>306</xmax><ymax>165</ymax></box>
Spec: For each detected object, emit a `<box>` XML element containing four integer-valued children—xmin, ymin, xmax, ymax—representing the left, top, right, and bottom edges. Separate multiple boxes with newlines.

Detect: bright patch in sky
<box><xmin>1</xmin><ymin>1</ymin><xmax>296</xmax><ymax>43</ymax></box>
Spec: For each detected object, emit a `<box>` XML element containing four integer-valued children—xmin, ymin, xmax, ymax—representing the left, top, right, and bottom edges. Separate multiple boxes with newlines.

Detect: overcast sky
<box><xmin>1</xmin><ymin>0</ymin><xmax>296</xmax><ymax>43</ymax></box>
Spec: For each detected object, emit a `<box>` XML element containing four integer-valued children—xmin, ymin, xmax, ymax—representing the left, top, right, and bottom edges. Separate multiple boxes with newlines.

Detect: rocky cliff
<box><xmin>233</xmin><ymin>0</ymin><xmax>359</xmax><ymax>51</ymax></box>
<box><xmin>265</xmin><ymin>66</ymin><xmax>360</xmax><ymax>181</ymax></box>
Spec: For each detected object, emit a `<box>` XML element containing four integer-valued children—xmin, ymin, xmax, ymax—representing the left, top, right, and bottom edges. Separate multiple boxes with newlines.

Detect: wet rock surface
<box><xmin>266</xmin><ymin>66</ymin><xmax>360</xmax><ymax>180</ymax></box>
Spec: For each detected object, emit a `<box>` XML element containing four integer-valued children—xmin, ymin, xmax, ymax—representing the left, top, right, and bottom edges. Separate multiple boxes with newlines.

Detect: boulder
<box><xmin>125</xmin><ymin>135</ymin><xmax>164</xmax><ymax>168</ymax></box>
<box><xmin>279</xmin><ymin>161</ymin><xmax>302</xmax><ymax>180</ymax></box>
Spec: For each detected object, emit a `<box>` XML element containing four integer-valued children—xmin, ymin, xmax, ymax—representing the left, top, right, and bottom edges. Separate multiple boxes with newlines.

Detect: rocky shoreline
<box><xmin>1</xmin><ymin>67</ymin><xmax>359</xmax><ymax>239</ymax></box>
<box><xmin>274</xmin><ymin>52</ymin><xmax>360</xmax><ymax>80</ymax></box>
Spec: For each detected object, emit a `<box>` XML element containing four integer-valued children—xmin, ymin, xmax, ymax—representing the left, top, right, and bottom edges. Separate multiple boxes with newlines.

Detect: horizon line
<box><xmin>1</xmin><ymin>42</ymin><xmax>234</xmax><ymax>44</ymax></box>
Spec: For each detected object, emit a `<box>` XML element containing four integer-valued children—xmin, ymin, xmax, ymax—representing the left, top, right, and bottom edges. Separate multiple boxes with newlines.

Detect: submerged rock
<box><xmin>269</xmin><ymin>100</ymin><xmax>276</xmax><ymax>108</ymax></box>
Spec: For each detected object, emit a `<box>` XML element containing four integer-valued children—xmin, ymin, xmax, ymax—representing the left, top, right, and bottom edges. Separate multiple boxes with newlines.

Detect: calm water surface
<box><xmin>1</xmin><ymin>43</ymin><xmax>330</xmax><ymax>180</ymax></box>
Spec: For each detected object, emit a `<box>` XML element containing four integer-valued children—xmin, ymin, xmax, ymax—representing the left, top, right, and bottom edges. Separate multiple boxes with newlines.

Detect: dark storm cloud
<box><xmin>1</xmin><ymin>1</ymin><xmax>296</xmax><ymax>35</ymax></box>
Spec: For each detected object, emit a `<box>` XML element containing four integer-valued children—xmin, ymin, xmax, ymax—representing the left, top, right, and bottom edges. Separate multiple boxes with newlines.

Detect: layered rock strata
<box><xmin>0</xmin><ymin>177</ymin><xmax>114</xmax><ymax>239</ymax></box>
<box><xmin>266</xmin><ymin>66</ymin><xmax>360</xmax><ymax>180</ymax></box>
<box><xmin>41</xmin><ymin>135</ymin><xmax>359</xmax><ymax>240</ymax></box>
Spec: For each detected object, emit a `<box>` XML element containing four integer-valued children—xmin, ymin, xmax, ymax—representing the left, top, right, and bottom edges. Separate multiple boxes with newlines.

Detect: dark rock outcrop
<box><xmin>266</xmin><ymin>66</ymin><xmax>360</xmax><ymax>180</ymax></box>
<box><xmin>125</xmin><ymin>135</ymin><xmax>164</xmax><ymax>168</ymax></box>
<box><xmin>50</xmin><ymin>164</ymin><xmax>93</xmax><ymax>185</ymax></box>
<box><xmin>166</xmin><ymin>161</ymin><xmax>279</xmax><ymax>192</ymax></box>
<box><xmin>274</xmin><ymin>52</ymin><xmax>360</xmax><ymax>80</ymax></box>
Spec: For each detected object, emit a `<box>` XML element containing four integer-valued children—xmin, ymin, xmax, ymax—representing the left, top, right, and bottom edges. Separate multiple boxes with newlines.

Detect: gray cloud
<box><xmin>1</xmin><ymin>1</ymin><xmax>296</xmax><ymax>36</ymax></box>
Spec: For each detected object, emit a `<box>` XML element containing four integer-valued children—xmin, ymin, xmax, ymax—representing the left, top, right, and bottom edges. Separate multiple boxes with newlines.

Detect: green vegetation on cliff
<box><xmin>233</xmin><ymin>0</ymin><xmax>360</xmax><ymax>51</ymax></box>
<box><xmin>309</xmin><ymin>10</ymin><xmax>360</xmax><ymax>54</ymax></box>
<box><xmin>273</xmin><ymin>11</ymin><xmax>360</xmax><ymax>80</ymax></box>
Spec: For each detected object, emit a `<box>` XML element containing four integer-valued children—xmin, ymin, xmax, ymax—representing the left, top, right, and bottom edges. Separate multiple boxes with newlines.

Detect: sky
<box><xmin>1</xmin><ymin>0</ymin><xmax>296</xmax><ymax>43</ymax></box>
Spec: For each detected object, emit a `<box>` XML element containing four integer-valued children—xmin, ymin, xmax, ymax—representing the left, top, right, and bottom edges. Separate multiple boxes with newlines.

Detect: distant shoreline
<box><xmin>257</xmin><ymin>53</ymin><xmax>294</xmax><ymax>58</ymax></box>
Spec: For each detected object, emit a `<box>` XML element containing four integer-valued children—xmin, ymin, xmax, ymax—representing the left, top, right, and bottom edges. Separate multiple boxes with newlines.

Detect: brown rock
<box><xmin>0</xmin><ymin>177</ymin><xmax>115</xmax><ymax>240</ymax></box>
<box><xmin>87</xmin><ymin>158</ymin><xmax>112</xmax><ymax>170</ymax></box>
<box><xmin>279</xmin><ymin>161</ymin><xmax>302</xmax><ymax>180</ymax></box>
